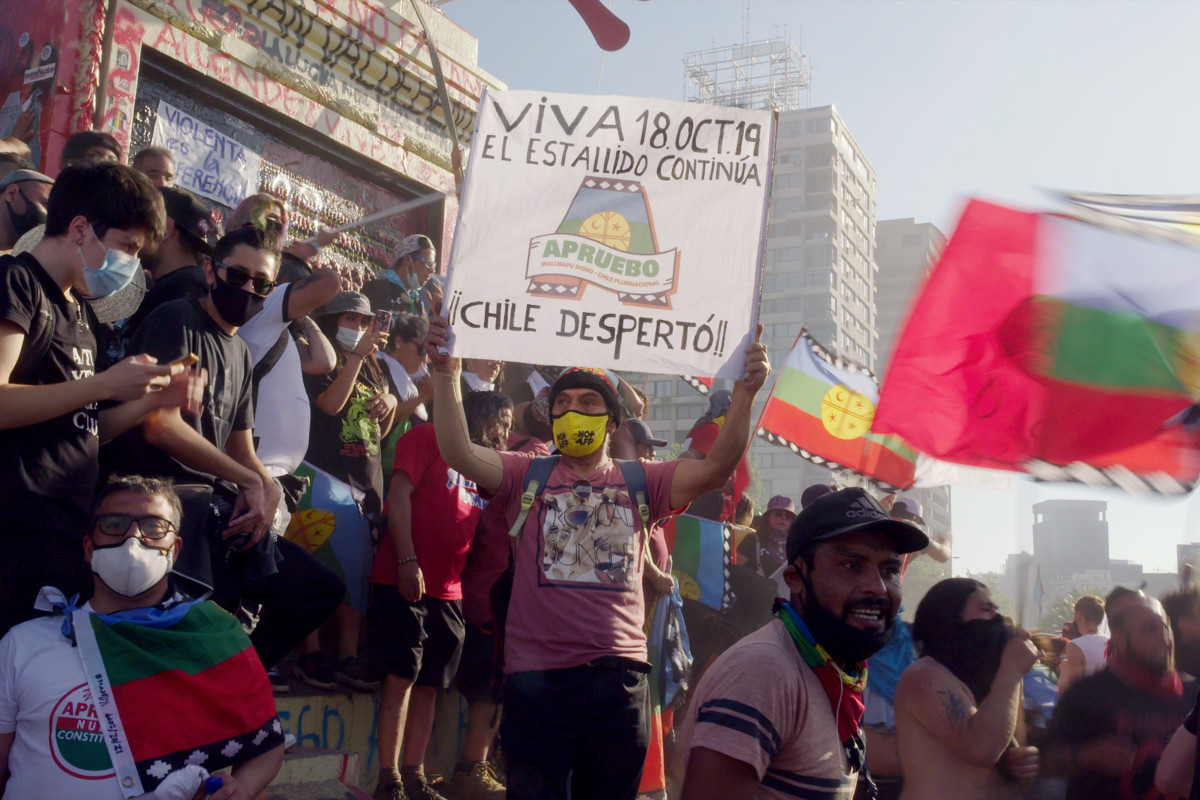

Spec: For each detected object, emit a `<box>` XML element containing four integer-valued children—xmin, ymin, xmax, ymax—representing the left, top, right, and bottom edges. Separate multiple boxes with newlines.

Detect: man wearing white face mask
<box><xmin>0</xmin><ymin>475</ymin><xmax>285</xmax><ymax>800</ymax></box>
<box><xmin>0</xmin><ymin>162</ymin><xmax>195</xmax><ymax>637</ymax></box>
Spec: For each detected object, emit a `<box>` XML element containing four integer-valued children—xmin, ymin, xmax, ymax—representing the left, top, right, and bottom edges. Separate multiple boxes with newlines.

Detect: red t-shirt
<box><xmin>370</xmin><ymin>424</ymin><xmax>487</xmax><ymax>600</ymax></box>
<box><xmin>495</xmin><ymin>453</ymin><xmax>681</xmax><ymax>672</ymax></box>
<box><xmin>459</xmin><ymin>434</ymin><xmax>551</xmax><ymax>627</ymax></box>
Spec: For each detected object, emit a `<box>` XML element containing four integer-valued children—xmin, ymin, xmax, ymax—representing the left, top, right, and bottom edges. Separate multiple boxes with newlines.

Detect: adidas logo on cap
<box><xmin>845</xmin><ymin>495</ymin><xmax>888</xmax><ymax>520</ymax></box>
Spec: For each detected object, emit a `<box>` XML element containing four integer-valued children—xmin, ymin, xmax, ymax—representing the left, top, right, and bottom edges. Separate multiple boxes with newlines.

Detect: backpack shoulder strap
<box><xmin>615</xmin><ymin>459</ymin><xmax>651</xmax><ymax>531</ymax></box>
<box><xmin>251</xmin><ymin>329</ymin><xmax>291</xmax><ymax>399</ymax></box>
<box><xmin>506</xmin><ymin>455</ymin><xmax>560</xmax><ymax>540</ymax></box>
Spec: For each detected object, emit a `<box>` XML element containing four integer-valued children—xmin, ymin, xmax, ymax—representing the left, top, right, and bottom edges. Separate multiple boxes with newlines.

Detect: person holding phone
<box><xmin>287</xmin><ymin>291</ymin><xmax>398</xmax><ymax>691</ymax></box>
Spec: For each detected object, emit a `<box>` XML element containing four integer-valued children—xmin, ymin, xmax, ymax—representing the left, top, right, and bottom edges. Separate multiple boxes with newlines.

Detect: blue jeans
<box><xmin>502</xmin><ymin>662</ymin><xmax>650</xmax><ymax>800</ymax></box>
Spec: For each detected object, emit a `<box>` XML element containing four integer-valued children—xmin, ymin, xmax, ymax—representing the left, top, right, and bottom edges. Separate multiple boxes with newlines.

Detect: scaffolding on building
<box><xmin>683</xmin><ymin>37</ymin><xmax>812</xmax><ymax>111</ymax></box>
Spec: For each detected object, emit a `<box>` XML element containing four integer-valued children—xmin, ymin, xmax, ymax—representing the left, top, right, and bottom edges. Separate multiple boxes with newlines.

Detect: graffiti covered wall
<box><xmin>94</xmin><ymin>0</ymin><xmax>499</xmax><ymax>283</ymax></box>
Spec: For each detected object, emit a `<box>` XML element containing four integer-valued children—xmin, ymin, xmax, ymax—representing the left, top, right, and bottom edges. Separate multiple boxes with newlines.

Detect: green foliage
<box><xmin>898</xmin><ymin>553</ymin><xmax>951</xmax><ymax>622</ymax></box>
<box><xmin>1039</xmin><ymin>586</ymin><xmax>1108</xmax><ymax>633</ymax></box>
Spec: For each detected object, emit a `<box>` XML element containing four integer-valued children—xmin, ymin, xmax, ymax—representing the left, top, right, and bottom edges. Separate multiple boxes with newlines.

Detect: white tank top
<box><xmin>1070</xmin><ymin>633</ymin><xmax>1109</xmax><ymax>675</ymax></box>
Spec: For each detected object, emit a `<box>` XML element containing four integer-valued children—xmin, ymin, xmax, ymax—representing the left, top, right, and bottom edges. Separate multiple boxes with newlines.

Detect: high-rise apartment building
<box><xmin>874</xmin><ymin>218</ymin><xmax>946</xmax><ymax>378</ymax></box>
<box><xmin>645</xmin><ymin>37</ymin><xmax>947</xmax><ymax>518</ymax></box>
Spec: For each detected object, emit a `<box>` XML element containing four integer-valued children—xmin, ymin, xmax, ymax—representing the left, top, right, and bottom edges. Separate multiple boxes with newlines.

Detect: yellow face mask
<box><xmin>552</xmin><ymin>411</ymin><xmax>609</xmax><ymax>457</ymax></box>
<box><xmin>712</xmin><ymin>415</ymin><xmax>726</xmax><ymax>428</ymax></box>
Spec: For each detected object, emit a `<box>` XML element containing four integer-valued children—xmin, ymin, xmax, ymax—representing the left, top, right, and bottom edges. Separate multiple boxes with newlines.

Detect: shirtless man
<box><xmin>894</xmin><ymin>578</ymin><xmax>1039</xmax><ymax>800</ymax></box>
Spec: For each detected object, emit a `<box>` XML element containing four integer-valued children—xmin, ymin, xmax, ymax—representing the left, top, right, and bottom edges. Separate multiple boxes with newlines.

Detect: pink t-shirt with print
<box><xmin>494</xmin><ymin>452</ymin><xmax>680</xmax><ymax>673</ymax></box>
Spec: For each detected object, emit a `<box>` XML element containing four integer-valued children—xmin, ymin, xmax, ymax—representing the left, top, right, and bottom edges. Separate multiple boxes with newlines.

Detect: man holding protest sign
<box><xmin>425</xmin><ymin>313</ymin><xmax>770</xmax><ymax>800</ymax></box>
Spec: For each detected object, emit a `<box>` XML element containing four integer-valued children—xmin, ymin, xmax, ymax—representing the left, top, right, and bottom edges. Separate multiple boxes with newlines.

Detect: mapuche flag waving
<box><xmin>756</xmin><ymin>330</ymin><xmax>918</xmax><ymax>491</ymax></box>
<box><xmin>874</xmin><ymin>198</ymin><xmax>1200</xmax><ymax>493</ymax></box>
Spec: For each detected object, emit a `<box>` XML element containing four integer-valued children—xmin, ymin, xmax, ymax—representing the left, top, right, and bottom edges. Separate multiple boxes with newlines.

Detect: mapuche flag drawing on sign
<box><xmin>72</xmin><ymin>599</ymin><xmax>284</xmax><ymax>797</ymax></box>
<box><xmin>755</xmin><ymin>330</ymin><xmax>918</xmax><ymax>491</ymax></box>
<box><xmin>874</xmin><ymin>198</ymin><xmax>1200</xmax><ymax>493</ymax></box>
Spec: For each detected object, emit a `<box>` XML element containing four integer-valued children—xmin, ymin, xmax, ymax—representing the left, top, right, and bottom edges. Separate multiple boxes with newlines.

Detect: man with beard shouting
<box><xmin>894</xmin><ymin>578</ymin><xmax>1040</xmax><ymax>800</ymax></box>
<box><xmin>679</xmin><ymin>487</ymin><xmax>928</xmax><ymax>800</ymax></box>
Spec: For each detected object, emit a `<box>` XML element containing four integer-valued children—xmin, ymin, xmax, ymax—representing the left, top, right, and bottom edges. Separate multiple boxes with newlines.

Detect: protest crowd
<box><xmin>3</xmin><ymin>124</ymin><xmax>1200</xmax><ymax>800</ymax></box>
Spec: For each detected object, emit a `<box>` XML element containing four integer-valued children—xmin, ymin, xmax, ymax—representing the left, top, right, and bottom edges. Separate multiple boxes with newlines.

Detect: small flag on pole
<box><xmin>755</xmin><ymin>329</ymin><xmax>918</xmax><ymax>491</ymax></box>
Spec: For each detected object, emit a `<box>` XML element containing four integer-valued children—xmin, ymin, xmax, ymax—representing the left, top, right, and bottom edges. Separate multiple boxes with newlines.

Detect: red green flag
<box><xmin>875</xmin><ymin>198</ymin><xmax>1200</xmax><ymax>493</ymax></box>
<box><xmin>756</xmin><ymin>330</ymin><xmax>918</xmax><ymax>491</ymax></box>
<box><xmin>73</xmin><ymin>598</ymin><xmax>284</xmax><ymax>797</ymax></box>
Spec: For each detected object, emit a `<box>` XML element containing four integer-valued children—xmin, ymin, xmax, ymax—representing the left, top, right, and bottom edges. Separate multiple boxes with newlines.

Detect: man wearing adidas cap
<box><xmin>426</xmin><ymin>315</ymin><xmax>770</xmax><ymax>800</ymax></box>
<box><xmin>680</xmin><ymin>487</ymin><xmax>928</xmax><ymax>800</ymax></box>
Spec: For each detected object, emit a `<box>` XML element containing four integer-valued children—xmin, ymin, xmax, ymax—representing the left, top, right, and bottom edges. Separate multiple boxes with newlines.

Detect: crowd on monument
<box><xmin>3</xmin><ymin>132</ymin><xmax>1200</xmax><ymax>800</ymax></box>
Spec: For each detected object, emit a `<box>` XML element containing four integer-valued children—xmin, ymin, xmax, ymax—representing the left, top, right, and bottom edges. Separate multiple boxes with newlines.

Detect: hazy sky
<box><xmin>442</xmin><ymin>0</ymin><xmax>1200</xmax><ymax>575</ymax></box>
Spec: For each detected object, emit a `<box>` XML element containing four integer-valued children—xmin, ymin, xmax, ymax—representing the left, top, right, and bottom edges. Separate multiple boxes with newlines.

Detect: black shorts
<box><xmin>455</xmin><ymin>622</ymin><xmax>501</xmax><ymax>704</ymax></box>
<box><xmin>366</xmin><ymin>584</ymin><xmax>465</xmax><ymax>688</ymax></box>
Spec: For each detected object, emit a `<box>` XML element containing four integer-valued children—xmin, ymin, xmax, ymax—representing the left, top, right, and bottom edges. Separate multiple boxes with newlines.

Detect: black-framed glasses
<box><xmin>216</xmin><ymin>261</ymin><xmax>276</xmax><ymax>296</ymax></box>
<box><xmin>94</xmin><ymin>513</ymin><xmax>177</xmax><ymax>541</ymax></box>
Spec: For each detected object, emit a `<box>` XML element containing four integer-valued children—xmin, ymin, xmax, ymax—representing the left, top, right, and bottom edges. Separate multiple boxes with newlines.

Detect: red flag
<box><xmin>875</xmin><ymin>199</ymin><xmax>1200</xmax><ymax>492</ymax></box>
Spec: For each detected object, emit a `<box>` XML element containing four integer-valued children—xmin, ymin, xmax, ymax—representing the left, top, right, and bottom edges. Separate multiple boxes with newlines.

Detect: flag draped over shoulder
<box><xmin>666</xmin><ymin>515</ymin><xmax>732</xmax><ymax>611</ymax></box>
<box><xmin>875</xmin><ymin>198</ymin><xmax>1200</xmax><ymax>494</ymax></box>
<box><xmin>756</xmin><ymin>330</ymin><xmax>918</xmax><ymax>491</ymax></box>
<box><xmin>72</xmin><ymin>599</ymin><xmax>284</xmax><ymax>798</ymax></box>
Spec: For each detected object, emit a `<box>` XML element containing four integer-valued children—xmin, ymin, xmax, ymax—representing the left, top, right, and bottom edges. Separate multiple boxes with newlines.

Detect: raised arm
<box><xmin>668</xmin><ymin>324</ymin><xmax>769</xmax><ymax>509</ymax></box>
<box><xmin>283</xmin><ymin>267</ymin><xmax>342</xmax><ymax>321</ymax></box>
<box><xmin>425</xmin><ymin>315</ymin><xmax>504</xmax><ymax>494</ymax></box>
<box><xmin>896</xmin><ymin>633</ymin><xmax>1037</xmax><ymax>768</ymax></box>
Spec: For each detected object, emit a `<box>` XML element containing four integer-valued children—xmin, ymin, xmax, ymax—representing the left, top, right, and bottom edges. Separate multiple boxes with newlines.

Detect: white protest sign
<box><xmin>445</xmin><ymin>89</ymin><xmax>774</xmax><ymax>379</ymax></box>
<box><xmin>151</xmin><ymin>100</ymin><xmax>261</xmax><ymax>207</ymax></box>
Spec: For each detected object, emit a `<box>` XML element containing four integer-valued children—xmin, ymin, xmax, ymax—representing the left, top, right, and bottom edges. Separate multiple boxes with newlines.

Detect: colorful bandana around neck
<box><xmin>776</xmin><ymin>600</ymin><xmax>868</xmax><ymax>749</ymax></box>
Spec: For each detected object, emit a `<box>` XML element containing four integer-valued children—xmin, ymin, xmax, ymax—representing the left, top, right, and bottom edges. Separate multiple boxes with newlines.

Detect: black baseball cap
<box><xmin>786</xmin><ymin>487</ymin><xmax>929</xmax><ymax>563</ymax></box>
<box><xmin>160</xmin><ymin>187</ymin><xmax>215</xmax><ymax>257</ymax></box>
<box><xmin>626</xmin><ymin>418</ymin><xmax>667</xmax><ymax>448</ymax></box>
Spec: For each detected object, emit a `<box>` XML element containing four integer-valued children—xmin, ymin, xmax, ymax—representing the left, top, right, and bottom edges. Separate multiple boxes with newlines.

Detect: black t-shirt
<box><xmin>125</xmin><ymin>265</ymin><xmax>208</xmax><ymax>338</ymax></box>
<box><xmin>303</xmin><ymin>357</ymin><xmax>388</xmax><ymax>503</ymax></box>
<box><xmin>101</xmin><ymin>296</ymin><xmax>254</xmax><ymax>483</ymax></box>
<box><xmin>0</xmin><ymin>252</ymin><xmax>101</xmax><ymax>537</ymax></box>
<box><xmin>1049</xmin><ymin>668</ymin><xmax>1186</xmax><ymax>800</ymax></box>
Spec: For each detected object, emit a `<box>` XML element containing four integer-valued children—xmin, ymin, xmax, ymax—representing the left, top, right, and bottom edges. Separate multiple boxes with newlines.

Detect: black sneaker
<box><xmin>294</xmin><ymin>653</ymin><xmax>338</xmax><ymax>691</ymax></box>
<box><xmin>334</xmin><ymin>656</ymin><xmax>381</xmax><ymax>692</ymax></box>
<box><xmin>373</xmin><ymin>781</ymin><xmax>408</xmax><ymax>800</ymax></box>
<box><xmin>402</xmin><ymin>777</ymin><xmax>448</xmax><ymax>800</ymax></box>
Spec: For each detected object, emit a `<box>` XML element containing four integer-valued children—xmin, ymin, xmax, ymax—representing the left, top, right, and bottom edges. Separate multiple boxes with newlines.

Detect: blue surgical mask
<box><xmin>336</xmin><ymin>326</ymin><xmax>365</xmax><ymax>351</ymax></box>
<box><xmin>79</xmin><ymin>226</ymin><xmax>141</xmax><ymax>299</ymax></box>
<box><xmin>405</xmin><ymin>272</ymin><xmax>423</xmax><ymax>291</ymax></box>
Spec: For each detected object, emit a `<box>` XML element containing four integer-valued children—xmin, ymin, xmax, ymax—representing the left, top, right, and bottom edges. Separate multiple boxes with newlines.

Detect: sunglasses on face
<box><xmin>94</xmin><ymin>513</ymin><xmax>177</xmax><ymax>541</ymax></box>
<box><xmin>216</xmin><ymin>261</ymin><xmax>276</xmax><ymax>296</ymax></box>
<box><xmin>411</xmin><ymin>254</ymin><xmax>436</xmax><ymax>268</ymax></box>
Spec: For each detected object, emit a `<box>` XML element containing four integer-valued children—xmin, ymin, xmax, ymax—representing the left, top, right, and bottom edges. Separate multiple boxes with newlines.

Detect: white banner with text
<box><xmin>445</xmin><ymin>89</ymin><xmax>774</xmax><ymax>379</ymax></box>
